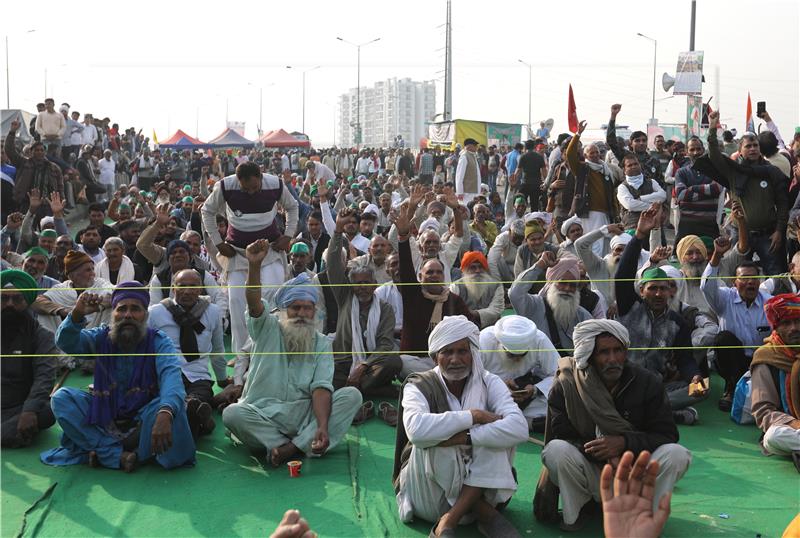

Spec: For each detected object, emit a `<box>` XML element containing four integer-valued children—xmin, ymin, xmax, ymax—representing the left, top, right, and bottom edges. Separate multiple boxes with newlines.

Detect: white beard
<box><xmin>681</xmin><ymin>262</ymin><xmax>705</xmax><ymax>280</ymax></box>
<box><xmin>498</xmin><ymin>351</ymin><xmax>527</xmax><ymax>374</ymax></box>
<box><xmin>462</xmin><ymin>271</ymin><xmax>492</xmax><ymax>306</ymax></box>
<box><xmin>278</xmin><ymin>311</ymin><xmax>317</xmax><ymax>357</ymax></box>
<box><xmin>546</xmin><ymin>286</ymin><xmax>580</xmax><ymax>331</ymax></box>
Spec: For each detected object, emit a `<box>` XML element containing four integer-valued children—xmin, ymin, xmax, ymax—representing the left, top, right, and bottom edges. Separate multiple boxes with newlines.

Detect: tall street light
<box><xmin>5</xmin><ymin>29</ymin><xmax>36</xmax><ymax>108</ymax></box>
<box><xmin>336</xmin><ymin>36</ymin><xmax>381</xmax><ymax>148</ymax></box>
<box><xmin>517</xmin><ymin>59</ymin><xmax>532</xmax><ymax>129</ymax></box>
<box><xmin>248</xmin><ymin>82</ymin><xmax>275</xmax><ymax>138</ymax></box>
<box><xmin>287</xmin><ymin>65</ymin><xmax>320</xmax><ymax>134</ymax></box>
<box><xmin>637</xmin><ymin>32</ymin><xmax>657</xmax><ymax>122</ymax></box>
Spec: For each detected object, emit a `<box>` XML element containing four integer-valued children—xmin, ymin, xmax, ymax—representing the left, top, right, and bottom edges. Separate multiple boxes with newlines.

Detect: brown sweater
<box><xmin>398</xmin><ymin>238</ymin><xmax>478</xmax><ymax>355</ymax></box>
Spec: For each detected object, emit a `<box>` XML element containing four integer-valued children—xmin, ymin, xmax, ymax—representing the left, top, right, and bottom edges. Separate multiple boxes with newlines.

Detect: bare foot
<box><xmin>88</xmin><ymin>450</ymin><xmax>99</xmax><ymax>468</ymax></box>
<box><xmin>270</xmin><ymin>442</ymin><xmax>300</xmax><ymax>468</ymax></box>
<box><xmin>120</xmin><ymin>451</ymin><xmax>137</xmax><ymax>473</ymax></box>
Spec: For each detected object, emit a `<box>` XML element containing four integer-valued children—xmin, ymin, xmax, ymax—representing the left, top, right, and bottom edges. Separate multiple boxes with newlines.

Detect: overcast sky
<box><xmin>4</xmin><ymin>0</ymin><xmax>798</xmax><ymax>146</ymax></box>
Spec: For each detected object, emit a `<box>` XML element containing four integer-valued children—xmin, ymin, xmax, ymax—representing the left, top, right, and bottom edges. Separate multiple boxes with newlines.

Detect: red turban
<box><xmin>765</xmin><ymin>293</ymin><xmax>800</xmax><ymax>329</ymax></box>
<box><xmin>460</xmin><ymin>251</ymin><xmax>488</xmax><ymax>272</ymax></box>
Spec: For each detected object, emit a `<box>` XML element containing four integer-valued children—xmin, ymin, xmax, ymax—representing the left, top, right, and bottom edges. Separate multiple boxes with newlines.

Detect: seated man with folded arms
<box><xmin>222</xmin><ymin>240</ymin><xmax>362</xmax><ymax>467</ymax></box>
<box><xmin>394</xmin><ymin>316</ymin><xmax>528</xmax><ymax>537</ymax></box>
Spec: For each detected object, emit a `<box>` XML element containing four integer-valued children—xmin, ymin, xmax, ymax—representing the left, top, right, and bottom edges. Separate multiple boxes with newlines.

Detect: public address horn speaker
<box><xmin>662</xmin><ymin>73</ymin><xmax>675</xmax><ymax>92</ymax></box>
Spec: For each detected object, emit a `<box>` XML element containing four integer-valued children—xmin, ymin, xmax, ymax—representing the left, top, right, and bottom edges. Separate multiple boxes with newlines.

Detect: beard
<box><xmin>462</xmin><ymin>271</ymin><xmax>492</xmax><ymax>306</ymax></box>
<box><xmin>109</xmin><ymin>317</ymin><xmax>148</xmax><ymax>351</ymax></box>
<box><xmin>605</xmin><ymin>254</ymin><xmax>620</xmax><ymax>276</ymax></box>
<box><xmin>278</xmin><ymin>311</ymin><xmax>317</xmax><ymax>357</ymax></box>
<box><xmin>440</xmin><ymin>364</ymin><xmax>471</xmax><ymax>381</ymax></box>
<box><xmin>681</xmin><ymin>261</ymin><xmax>705</xmax><ymax>280</ymax></box>
<box><xmin>498</xmin><ymin>351</ymin><xmax>527</xmax><ymax>373</ymax></box>
<box><xmin>1</xmin><ymin>307</ymin><xmax>26</xmax><ymax>326</ymax></box>
<box><xmin>546</xmin><ymin>286</ymin><xmax>580</xmax><ymax>331</ymax></box>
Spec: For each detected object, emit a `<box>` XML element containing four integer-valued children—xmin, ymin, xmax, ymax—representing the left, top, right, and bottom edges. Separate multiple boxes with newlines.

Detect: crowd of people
<box><xmin>2</xmin><ymin>97</ymin><xmax>800</xmax><ymax>537</ymax></box>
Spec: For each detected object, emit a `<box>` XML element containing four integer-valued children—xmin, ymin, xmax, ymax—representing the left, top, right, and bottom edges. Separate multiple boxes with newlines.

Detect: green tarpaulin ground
<box><xmin>2</xmin><ymin>370</ymin><xmax>798</xmax><ymax>537</ymax></box>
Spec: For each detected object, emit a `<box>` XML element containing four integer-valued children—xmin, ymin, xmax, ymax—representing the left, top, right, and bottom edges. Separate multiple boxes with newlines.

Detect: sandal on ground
<box><xmin>352</xmin><ymin>401</ymin><xmax>375</xmax><ymax>425</ymax></box>
<box><xmin>378</xmin><ymin>402</ymin><xmax>398</xmax><ymax>427</ymax></box>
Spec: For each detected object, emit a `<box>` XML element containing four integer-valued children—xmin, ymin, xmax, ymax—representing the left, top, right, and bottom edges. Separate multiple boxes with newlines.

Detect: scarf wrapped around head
<box><xmin>560</xmin><ymin>216</ymin><xmax>583</xmax><ymax>238</ymax></box>
<box><xmin>676</xmin><ymin>235</ymin><xmax>707</xmax><ymax>263</ymax></box>
<box><xmin>427</xmin><ymin>315</ymin><xmax>487</xmax><ymax>410</ymax></box>
<box><xmin>273</xmin><ymin>272</ymin><xmax>317</xmax><ymax>309</ymax></box>
<box><xmin>764</xmin><ymin>293</ymin><xmax>800</xmax><ymax>329</ymax></box>
<box><xmin>460</xmin><ymin>251</ymin><xmax>488</xmax><ymax>273</ymax></box>
<box><xmin>572</xmin><ymin>319</ymin><xmax>630</xmax><ymax>369</ymax></box>
<box><xmin>546</xmin><ymin>256</ymin><xmax>580</xmax><ymax>286</ymax></box>
<box><xmin>494</xmin><ymin>315</ymin><xmax>537</xmax><ymax>354</ymax></box>
<box><xmin>1</xmin><ymin>269</ymin><xmax>38</xmax><ymax>306</ymax></box>
<box><xmin>751</xmin><ymin>302</ymin><xmax>800</xmax><ymax>420</ymax></box>
<box><xmin>112</xmin><ymin>281</ymin><xmax>150</xmax><ymax>309</ymax></box>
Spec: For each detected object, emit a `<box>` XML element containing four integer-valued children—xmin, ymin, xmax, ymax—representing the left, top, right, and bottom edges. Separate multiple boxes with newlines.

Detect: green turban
<box><xmin>640</xmin><ymin>267</ymin><xmax>669</xmax><ymax>286</ymax></box>
<box><xmin>1</xmin><ymin>269</ymin><xmax>38</xmax><ymax>305</ymax></box>
<box><xmin>290</xmin><ymin>242</ymin><xmax>310</xmax><ymax>255</ymax></box>
<box><xmin>40</xmin><ymin>229</ymin><xmax>57</xmax><ymax>239</ymax></box>
<box><xmin>24</xmin><ymin>247</ymin><xmax>50</xmax><ymax>259</ymax></box>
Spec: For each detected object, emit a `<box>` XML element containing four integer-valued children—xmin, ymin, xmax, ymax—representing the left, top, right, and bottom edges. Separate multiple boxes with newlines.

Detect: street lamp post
<box><xmin>517</xmin><ymin>59</ymin><xmax>532</xmax><ymax>129</ymax></box>
<box><xmin>336</xmin><ymin>36</ymin><xmax>381</xmax><ymax>148</ymax></box>
<box><xmin>636</xmin><ymin>32</ymin><xmax>657</xmax><ymax>122</ymax></box>
<box><xmin>287</xmin><ymin>65</ymin><xmax>321</xmax><ymax>134</ymax></box>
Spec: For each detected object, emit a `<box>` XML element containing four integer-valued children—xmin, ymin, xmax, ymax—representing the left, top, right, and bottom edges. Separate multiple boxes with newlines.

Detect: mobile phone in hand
<box><xmin>757</xmin><ymin>101</ymin><xmax>767</xmax><ymax>117</ymax></box>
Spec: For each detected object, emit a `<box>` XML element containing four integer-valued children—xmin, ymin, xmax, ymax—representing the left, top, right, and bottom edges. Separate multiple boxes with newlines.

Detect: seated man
<box><xmin>148</xmin><ymin>239</ymin><xmax>222</xmax><ymax>309</ymax></box>
<box><xmin>751</xmin><ymin>293</ymin><xmax>800</xmax><ymax>471</ymax></box>
<box><xmin>539</xmin><ymin>319</ymin><xmax>690</xmax><ymax>531</ymax></box>
<box><xmin>148</xmin><ymin>269</ymin><xmax>227</xmax><ymax>439</ymax></box>
<box><xmin>41</xmin><ymin>282</ymin><xmax>196</xmax><ymax>472</ymax></box>
<box><xmin>348</xmin><ymin>234</ymin><xmax>393</xmax><ymax>285</ymax></box>
<box><xmin>288</xmin><ymin>241</ymin><xmax>315</xmax><ymax>279</ymax></box>
<box><xmin>1</xmin><ymin>270</ymin><xmax>57</xmax><ymax>447</ymax></box>
<box><xmin>487</xmin><ymin>219</ymin><xmax>524</xmax><ymax>285</ymax></box>
<box><xmin>395</xmin><ymin>202</ymin><xmax>479</xmax><ymax>377</ymax></box>
<box><xmin>22</xmin><ymin>246</ymin><xmax>60</xmax><ymax>294</ymax></box>
<box><xmin>327</xmin><ymin>211</ymin><xmax>401</xmax><ymax>397</ymax></box>
<box><xmin>375</xmin><ymin>252</ymin><xmax>403</xmax><ymax>340</ymax></box>
<box><xmin>557</xmin><ymin>216</ymin><xmax>583</xmax><ymax>259</ymax></box>
<box><xmin>616</xmin><ymin>206</ymin><xmax>704</xmax><ymax>423</ymax></box>
<box><xmin>510</xmin><ymin>255</ymin><xmax>592</xmax><ymax>356</ymax></box>
<box><xmin>222</xmin><ymin>241</ymin><xmax>362</xmax><ymax>467</ymax></box>
<box><xmin>513</xmin><ymin>219</ymin><xmax>559</xmax><ymax>278</ymax></box>
<box><xmin>450</xmin><ymin>251</ymin><xmax>504</xmax><ymax>329</ymax></box>
<box><xmin>33</xmin><ymin>251</ymin><xmax>113</xmax><ymax>372</ymax></box>
<box><xmin>394</xmin><ymin>316</ymin><xmax>528</xmax><ymax>537</ymax></box>
<box><xmin>701</xmin><ymin>238</ymin><xmax>772</xmax><ymax>411</ymax></box>
<box><xmin>479</xmin><ymin>315</ymin><xmax>559</xmax><ymax>427</ymax></box>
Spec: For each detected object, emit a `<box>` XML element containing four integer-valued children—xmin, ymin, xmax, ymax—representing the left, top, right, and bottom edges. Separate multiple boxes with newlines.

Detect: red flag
<box><xmin>745</xmin><ymin>92</ymin><xmax>755</xmax><ymax>133</ymax></box>
<box><xmin>567</xmin><ymin>84</ymin><xmax>578</xmax><ymax>133</ymax></box>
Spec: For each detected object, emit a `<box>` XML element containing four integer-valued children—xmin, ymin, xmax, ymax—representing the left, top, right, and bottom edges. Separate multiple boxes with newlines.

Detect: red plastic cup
<box><xmin>287</xmin><ymin>460</ymin><xmax>302</xmax><ymax>477</ymax></box>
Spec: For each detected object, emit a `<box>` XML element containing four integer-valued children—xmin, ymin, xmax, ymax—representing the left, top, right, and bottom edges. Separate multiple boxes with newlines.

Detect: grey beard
<box><xmin>681</xmin><ymin>262</ymin><xmax>705</xmax><ymax>280</ymax></box>
<box><xmin>109</xmin><ymin>317</ymin><xmax>148</xmax><ymax>351</ymax></box>
<box><xmin>278</xmin><ymin>311</ymin><xmax>317</xmax><ymax>357</ymax></box>
<box><xmin>462</xmin><ymin>271</ymin><xmax>492</xmax><ymax>306</ymax></box>
<box><xmin>441</xmin><ymin>367</ymin><xmax>470</xmax><ymax>381</ymax></box>
<box><xmin>498</xmin><ymin>352</ymin><xmax>527</xmax><ymax>373</ymax></box>
<box><xmin>546</xmin><ymin>286</ymin><xmax>580</xmax><ymax>331</ymax></box>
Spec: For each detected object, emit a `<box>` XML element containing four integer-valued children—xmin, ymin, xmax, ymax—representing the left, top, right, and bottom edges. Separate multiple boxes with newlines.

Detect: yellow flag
<box><xmin>152</xmin><ymin>129</ymin><xmax>159</xmax><ymax>145</ymax></box>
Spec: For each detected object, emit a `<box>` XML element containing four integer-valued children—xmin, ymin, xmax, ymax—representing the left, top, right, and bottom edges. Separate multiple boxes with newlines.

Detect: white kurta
<box><xmin>396</xmin><ymin>367</ymin><xmax>528</xmax><ymax>523</ymax></box>
<box><xmin>478</xmin><ymin>328</ymin><xmax>559</xmax><ymax>420</ymax></box>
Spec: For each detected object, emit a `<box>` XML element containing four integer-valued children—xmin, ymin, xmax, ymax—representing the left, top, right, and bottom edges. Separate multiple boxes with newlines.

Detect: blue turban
<box><xmin>166</xmin><ymin>239</ymin><xmax>191</xmax><ymax>257</ymax></box>
<box><xmin>111</xmin><ymin>281</ymin><xmax>149</xmax><ymax>309</ymax></box>
<box><xmin>273</xmin><ymin>273</ymin><xmax>317</xmax><ymax>309</ymax></box>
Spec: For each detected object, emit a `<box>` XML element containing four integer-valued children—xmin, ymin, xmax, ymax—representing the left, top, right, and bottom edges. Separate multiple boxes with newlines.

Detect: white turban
<box><xmin>428</xmin><ymin>315</ymin><xmax>487</xmax><ymax>409</ymax></box>
<box><xmin>40</xmin><ymin>216</ymin><xmax>55</xmax><ymax>229</ymax></box>
<box><xmin>525</xmin><ymin>211</ymin><xmax>552</xmax><ymax>226</ymax></box>
<box><xmin>362</xmin><ymin>203</ymin><xmax>379</xmax><ymax>217</ymax></box>
<box><xmin>572</xmin><ymin>319</ymin><xmax>630</xmax><ymax>369</ymax></box>
<box><xmin>560</xmin><ymin>215</ymin><xmax>583</xmax><ymax>237</ymax></box>
<box><xmin>660</xmin><ymin>264</ymin><xmax>684</xmax><ymax>295</ymax></box>
<box><xmin>493</xmin><ymin>315</ymin><xmax>536</xmax><ymax>353</ymax></box>
<box><xmin>609</xmin><ymin>233</ymin><xmax>633</xmax><ymax>252</ymax></box>
<box><xmin>419</xmin><ymin>217</ymin><xmax>441</xmax><ymax>235</ymax></box>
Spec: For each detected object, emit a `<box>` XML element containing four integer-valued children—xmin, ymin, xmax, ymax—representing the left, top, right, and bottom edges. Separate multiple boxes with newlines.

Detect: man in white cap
<box><xmin>537</xmin><ymin>319</ymin><xmax>690</xmax><ymax>532</ymax></box>
<box><xmin>480</xmin><ymin>315</ymin><xmax>560</xmax><ymax>427</ymax></box>
<box><xmin>558</xmin><ymin>216</ymin><xmax>583</xmax><ymax>258</ymax></box>
<box><xmin>393</xmin><ymin>315</ymin><xmax>528</xmax><ymax>537</ymax></box>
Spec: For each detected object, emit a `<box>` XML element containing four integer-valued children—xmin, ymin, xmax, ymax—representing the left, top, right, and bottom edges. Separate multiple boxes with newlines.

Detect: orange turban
<box><xmin>460</xmin><ymin>251</ymin><xmax>488</xmax><ymax>272</ymax></box>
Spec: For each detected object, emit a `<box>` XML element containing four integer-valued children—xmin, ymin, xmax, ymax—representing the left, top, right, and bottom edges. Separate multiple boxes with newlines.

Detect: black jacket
<box><xmin>548</xmin><ymin>363</ymin><xmax>679</xmax><ymax>461</ymax></box>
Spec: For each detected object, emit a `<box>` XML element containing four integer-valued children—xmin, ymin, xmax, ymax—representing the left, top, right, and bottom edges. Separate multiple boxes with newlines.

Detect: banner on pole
<box><xmin>673</xmin><ymin>51</ymin><xmax>704</xmax><ymax>95</ymax></box>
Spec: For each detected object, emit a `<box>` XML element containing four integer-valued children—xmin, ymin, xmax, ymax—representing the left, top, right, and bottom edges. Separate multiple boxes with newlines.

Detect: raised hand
<box><xmin>334</xmin><ymin>208</ymin><xmax>354</xmax><ymax>234</ymax></box>
<box><xmin>409</xmin><ymin>184</ymin><xmax>426</xmax><ymax>207</ymax></box>
<box><xmin>73</xmin><ymin>292</ymin><xmax>104</xmax><ymax>319</ymax></box>
<box><xmin>441</xmin><ymin>186</ymin><xmax>459</xmax><ymax>209</ymax></box>
<box><xmin>395</xmin><ymin>202</ymin><xmax>412</xmax><ymax>238</ymax></box>
<box><xmin>316</xmin><ymin>179</ymin><xmax>329</xmax><ymax>199</ymax></box>
<box><xmin>713</xmin><ymin>235</ymin><xmax>732</xmax><ymax>257</ymax></box>
<box><xmin>606</xmin><ymin>223</ymin><xmax>626</xmax><ymax>236</ymax></box>
<box><xmin>5</xmin><ymin>212</ymin><xmax>24</xmax><ymax>230</ymax></box>
<box><xmin>610</xmin><ymin>104</ymin><xmax>622</xmax><ymax>118</ymax></box>
<box><xmin>245</xmin><ymin>239</ymin><xmax>270</xmax><ymax>265</ymax></box>
<box><xmin>46</xmin><ymin>192</ymin><xmax>65</xmax><ymax>216</ymax></box>
<box><xmin>9</xmin><ymin>119</ymin><xmax>20</xmax><ymax>132</ymax></box>
<box><xmin>730</xmin><ymin>200</ymin><xmax>745</xmax><ymax>223</ymax></box>
<box><xmin>577</xmin><ymin>120</ymin><xmax>587</xmax><ymax>135</ymax></box>
<box><xmin>636</xmin><ymin>203</ymin><xmax>662</xmax><ymax>236</ymax></box>
<box><xmin>27</xmin><ymin>189</ymin><xmax>42</xmax><ymax>212</ymax></box>
<box><xmin>649</xmin><ymin>245</ymin><xmax>672</xmax><ymax>264</ymax></box>
<box><xmin>155</xmin><ymin>202</ymin><xmax>171</xmax><ymax>226</ymax></box>
<box><xmin>708</xmin><ymin>110</ymin><xmax>720</xmax><ymax>130</ymax></box>
<box><xmin>535</xmin><ymin>250</ymin><xmax>558</xmax><ymax>270</ymax></box>
<box><xmin>600</xmin><ymin>451</ymin><xmax>670</xmax><ymax>538</ymax></box>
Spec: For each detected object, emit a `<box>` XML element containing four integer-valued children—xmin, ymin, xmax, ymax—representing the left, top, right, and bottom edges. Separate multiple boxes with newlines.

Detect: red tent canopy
<box><xmin>259</xmin><ymin>128</ymin><xmax>310</xmax><ymax>148</ymax></box>
<box><xmin>159</xmin><ymin>129</ymin><xmax>207</xmax><ymax>148</ymax></box>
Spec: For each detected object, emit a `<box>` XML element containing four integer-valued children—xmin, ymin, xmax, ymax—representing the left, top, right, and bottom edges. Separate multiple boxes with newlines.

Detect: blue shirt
<box><xmin>506</xmin><ymin>150</ymin><xmax>520</xmax><ymax>177</ymax></box>
<box><xmin>701</xmin><ymin>264</ymin><xmax>772</xmax><ymax>357</ymax></box>
<box><xmin>56</xmin><ymin>315</ymin><xmax>186</xmax><ymax>415</ymax></box>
